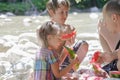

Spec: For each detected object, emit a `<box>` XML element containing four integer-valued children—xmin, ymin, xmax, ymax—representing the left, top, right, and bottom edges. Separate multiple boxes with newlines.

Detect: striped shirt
<box><xmin>34</xmin><ymin>48</ymin><xmax>60</xmax><ymax>80</ymax></box>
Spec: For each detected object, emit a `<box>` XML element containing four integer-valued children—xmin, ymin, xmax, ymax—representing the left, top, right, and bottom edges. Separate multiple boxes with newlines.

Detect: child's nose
<box><xmin>63</xmin><ymin>12</ymin><xmax>68</xmax><ymax>18</ymax></box>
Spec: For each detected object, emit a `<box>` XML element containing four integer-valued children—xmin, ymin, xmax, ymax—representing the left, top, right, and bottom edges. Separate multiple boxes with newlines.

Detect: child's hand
<box><xmin>63</xmin><ymin>24</ymin><xmax>76</xmax><ymax>46</ymax></box>
<box><xmin>65</xmin><ymin>38</ymin><xmax>75</xmax><ymax>46</ymax></box>
<box><xmin>64</xmin><ymin>31</ymin><xmax>76</xmax><ymax>46</ymax></box>
<box><xmin>71</xmin><ymin>56</ymin><xmax>80</xmax><ymax>65</ymax></box>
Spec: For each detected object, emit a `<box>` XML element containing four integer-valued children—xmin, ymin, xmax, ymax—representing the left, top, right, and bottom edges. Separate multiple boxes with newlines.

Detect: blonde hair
<box><xmin>37</xmin><ymin>21</ymin><xmax>63</xmax><ymax>47</ymax></box>
<box><xmin>46</xmin><ymin>0</ymin><xmax>70</xmax><ymax>13</ymax></box>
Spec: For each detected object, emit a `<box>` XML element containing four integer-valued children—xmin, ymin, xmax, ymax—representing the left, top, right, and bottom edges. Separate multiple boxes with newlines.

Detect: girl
<box><xmin>34</xmin><ymin>21</ymin><xmax>79</xmax><ymax>80</ymax></box>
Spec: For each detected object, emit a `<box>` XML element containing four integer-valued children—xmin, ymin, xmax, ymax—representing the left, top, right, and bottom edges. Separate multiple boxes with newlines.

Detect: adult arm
<box><xmin>99</xmin><ymin>34</ymin><xmax>111</xmax><ymax>52</ymax></box>
<box><xmin>98</xmin><ymin>19</ymin><xmax>118</xmax><ymax>63</ymax></box>
<box><xmin>98</xmin><ymin>19</ymin><xmax>111</xmax><ymax>52</ymax></box>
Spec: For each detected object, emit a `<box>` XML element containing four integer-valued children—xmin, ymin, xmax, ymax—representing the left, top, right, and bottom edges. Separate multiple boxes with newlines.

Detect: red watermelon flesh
<box><xmin>110</xmin><ymin>71</ymin><xmax>120</xmax><ymax>78</ymax></box>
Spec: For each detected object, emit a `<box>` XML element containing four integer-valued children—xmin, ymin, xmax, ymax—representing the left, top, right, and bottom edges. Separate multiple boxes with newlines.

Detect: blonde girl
<box><xmin>34</xmin><ymin>21</ymin><xmax>79</xmax><ymax>80</ymax></box>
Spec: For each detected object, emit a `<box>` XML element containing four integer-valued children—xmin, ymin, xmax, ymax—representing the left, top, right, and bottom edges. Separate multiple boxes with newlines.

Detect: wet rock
<box><xmin>3</xmin><ymin>35</ymin><xmax>18</xmax><ymax>43</ymax></box>
<box><xmin>6</xmin><ymin>45</ymin><xmax>31</xmax><ymax>64</ymax></box>
<box><xmin>0</xmin><ymin>38</ymin><xmax>15</xmax><ymax>52</ymax></box>
<box><xmin>23</xmin><ymin>18</ymin><xmax>32</xmax><ymax>23</ymax></box>
<box><xmin>6</xmin><ymin>12</ymin><xmax>15</xmax><ymax>16</ymax></box>
<box><xmin>0</xmin><ymin>53</ymin><xmax>8</xmax><ymax>61</ymax></box>
<box><xmin>89</xmin><ymin>13</ymin><xmax>99</xmax><ymax>19</ymax></box>
<box><xmin>0</xmin><ymin>74</ymin><xmax>18</xmax><ymax>80</ymax></box>
<box><xmin>22</xmin><ymin>42</ymin><xmax>39</xmax><ymax>54</ymax></box>
<box><xmin>0</xmin><ymin>63</ymin><xmax>6</xmax><ymax>75</ymax></box>
<box><xmin>18</xmin><ymin>33</ymin><xmax>37</xmax><ymax>44</ymax></box>
<box><xmin>4</xmin><ymin>18</ymin><xmax>12</xmax><ymax>22</ymax></box>
<box><xmin>90</xmin><ymin>6</ymin><xmax>100</xmax><ymax>12</ymax></box>
<box><xmin>0</xmin><ymin>14</ymin><xmax>7</xmax><ymax>19</ymax></box>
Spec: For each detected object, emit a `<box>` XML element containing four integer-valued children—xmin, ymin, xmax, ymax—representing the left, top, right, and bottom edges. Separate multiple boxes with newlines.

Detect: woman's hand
<box><xmin>117</xmin><ymin>49</ymin><xmax>120</xmax><ymax>59</ymax></box>
<box><xmin>98</xmin><ymin>18</ymin><xmax>106</xmax><ymax>29</ymax></box>
<box><xmin>95</xmin><ymin>55</ymin><xmax>104</xmax><ymax>65</ymax></box>
<box><xmin>93</xmin><ymin>51</ymin><xmax>114</xmax><ymax>64</ymax></box>
<box><xmin>100</xmin><ymin>52</ymin><xmax>115</xmax><ymax>63</ymax></box>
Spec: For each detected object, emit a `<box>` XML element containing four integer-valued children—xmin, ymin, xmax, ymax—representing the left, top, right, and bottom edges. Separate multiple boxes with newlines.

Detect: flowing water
<box><xmin>0</xmin><ymin>12</ymin><xmax>101</xmax><ymax>36</ymax></box>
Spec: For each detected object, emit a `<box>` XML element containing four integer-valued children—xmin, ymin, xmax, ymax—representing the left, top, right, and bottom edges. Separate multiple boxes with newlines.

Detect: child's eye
<box><xmin>60</xmin><ymin>11</ymin><xmax>67</xmax><ymax>15</ymax></box>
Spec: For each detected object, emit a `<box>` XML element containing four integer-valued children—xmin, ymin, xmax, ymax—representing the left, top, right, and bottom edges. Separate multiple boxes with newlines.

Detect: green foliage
<box><xmin>0</xmin><ymin>3</ymin><xmax>30</xmax><ymax>15</ymax></box>
<box><xmin>0</xmin><ymin>3</ymin><xmax>9</xmax><ymax>12</ymax></box>
<box><xmin>75</xmin><ymin>0</ymin><xmax>82</xmax><ymax>3</ymax></box>
<box><xmin>31</xmin><ymin>0</ymin><xmax>48</xmax><ymax>11</ymax></box>
<box><xmin>96</xmin><ymin>0</ymin><xmax>109</xmax><ymax>8</ymax></box>
<box><xmin>74</xmin><ymin>0</ymin><xmax>109</xmax><ymax>9</ymax></box>
<box><xmin>0</xmin><ymin>0</ymin><xmax>109</xmax><ymax>15</ymax></box>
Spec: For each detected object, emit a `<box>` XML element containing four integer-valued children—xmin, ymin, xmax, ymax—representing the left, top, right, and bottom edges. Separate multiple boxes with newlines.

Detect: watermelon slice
<box><xmin>61</xmin><ymin>31</ymin><xmax>76</xmax><ymax>40</ymax></box>
<box><xmin>90</xmin><ymin>51</ymin><xmax>102</xmax><ymax>73</ymax></box>
<box><xmin>64</xmin><ymin>46</ymin><xmax>80</xmax><ymax>70</ymax></box>
<box><xmin>90</xmin><ymin>51</ymin><xmax>101</xmax><ymax>63</ymax></box>
<box><xmin>110</xmin><ymin>71</ymin><xmax>120</xmax><ymax>78</ymax></box>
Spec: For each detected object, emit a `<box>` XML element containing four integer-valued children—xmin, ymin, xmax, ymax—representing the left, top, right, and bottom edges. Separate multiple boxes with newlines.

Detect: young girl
<box><xmin>34</xmin><ymin>21</ymin><xmax>79</xmax><ymax>80</ymax></box>
<box><xmin>46</xmin><ymin>0</ymin><xmax>89</xmax><ymax>69</ymax></box>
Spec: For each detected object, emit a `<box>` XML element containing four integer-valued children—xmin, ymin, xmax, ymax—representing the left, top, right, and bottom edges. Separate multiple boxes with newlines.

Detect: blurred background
<box><xmin>0</xmin><ymin>0</ymin><xmax>109</xmax><ymax>15</ymax></box>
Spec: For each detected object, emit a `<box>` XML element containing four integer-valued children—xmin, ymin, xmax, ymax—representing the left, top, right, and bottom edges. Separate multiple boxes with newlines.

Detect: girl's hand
<box><xmin>70</xmin><ymin>56</ymin><xmax>80</xmax><ymax>66</ymax></box>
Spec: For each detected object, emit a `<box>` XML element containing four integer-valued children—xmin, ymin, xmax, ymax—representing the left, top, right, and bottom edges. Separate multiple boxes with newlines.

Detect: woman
<box><xmin>97</xmin><ymin>0</ymin><xmax>120</xmax><ymax>73</ymax></box>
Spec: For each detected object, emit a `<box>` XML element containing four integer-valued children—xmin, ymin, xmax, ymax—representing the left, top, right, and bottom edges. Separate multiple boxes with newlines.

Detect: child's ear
<box><xmin>47</xmin><ymin>35</ymin><xmax>52</xmax><ymax>40</ymax></box>
<box><xmin>111</xmin><ymin>14</ymin><xmax>118</xmax><ymax>22</ymax></box>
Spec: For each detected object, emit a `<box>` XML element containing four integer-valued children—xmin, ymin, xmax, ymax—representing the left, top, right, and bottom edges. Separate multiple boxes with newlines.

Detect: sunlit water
<box><xmin>0</xmin><ymin>12</ymin><xmax>101</xmax><ymax>36</ymax></box>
